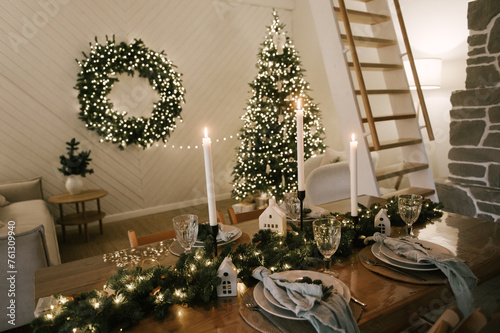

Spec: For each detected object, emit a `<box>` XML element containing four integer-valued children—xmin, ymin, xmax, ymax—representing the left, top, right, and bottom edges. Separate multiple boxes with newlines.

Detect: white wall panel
<box><xmin>0</xmin><ymin>0</ymin><xmax>293</xmax><ymax>220</ymax></box>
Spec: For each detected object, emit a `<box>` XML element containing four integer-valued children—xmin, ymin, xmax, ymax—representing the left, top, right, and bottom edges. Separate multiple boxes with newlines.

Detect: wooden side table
<box><xmin>48</xmin><ymin>189</ymin><xmax>107</xmax><ymax>242</ymax></box>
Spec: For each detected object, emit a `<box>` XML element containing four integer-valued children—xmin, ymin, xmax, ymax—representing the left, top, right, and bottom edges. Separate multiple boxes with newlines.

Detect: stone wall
<box><xmin>436</xmin><ymin>0</ymin><xmax>500</xmax><ymax>222</ymax></box>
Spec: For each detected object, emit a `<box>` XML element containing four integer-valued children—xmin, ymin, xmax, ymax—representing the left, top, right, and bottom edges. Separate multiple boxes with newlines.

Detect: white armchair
<box><xmin>304</xmin><ymin>149</ymin><xmax>378</xmax><ymax>206</ymax></box>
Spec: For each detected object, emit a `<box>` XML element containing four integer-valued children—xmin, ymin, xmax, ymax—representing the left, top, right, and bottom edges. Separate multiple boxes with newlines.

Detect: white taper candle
<box><xmin>203</xmin><ymin>128</ymin><xmax>217</xmax><ymax>226</ymax></box>
<box><xmin>296</xmin><ymin>99</ymin><xmax>305</xmax><ymax>191</ymax></box>
<box><xmin>350</xmin><ymin>133</ymin><xmax>358</xmax><ymax>217</ymax></box>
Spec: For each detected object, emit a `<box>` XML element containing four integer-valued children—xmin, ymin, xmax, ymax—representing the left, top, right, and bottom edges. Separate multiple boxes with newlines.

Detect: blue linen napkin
<box><xmin>252</xmin><ymin>267</ymin><xmax>360</xmax><ymax>333</ymax></box>
<box><xmin>373</xmin><ymin>232</ymin><xmax>477</xmax><ymax>316</ymax></box>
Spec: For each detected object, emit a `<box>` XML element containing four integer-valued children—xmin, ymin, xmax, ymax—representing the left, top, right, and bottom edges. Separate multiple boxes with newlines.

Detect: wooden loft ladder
<box><xmin>308</xmin><ymin>0</ymin><xmax>438</xmax><ymax>200</ymax></box>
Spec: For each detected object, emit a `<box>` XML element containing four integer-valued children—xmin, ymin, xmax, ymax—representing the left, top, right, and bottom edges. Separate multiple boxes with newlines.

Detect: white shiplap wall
<box><xmin>0</xmin><ymin>0</ymin><xmax>295</xmax><ymax>221</ymax></box>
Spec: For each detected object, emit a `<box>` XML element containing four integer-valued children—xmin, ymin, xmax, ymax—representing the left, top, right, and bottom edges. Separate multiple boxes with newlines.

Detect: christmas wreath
<box><xmin>75</xmin><ymin>36</ymin><xmax>185</xmax><ymax>149</ymax></box>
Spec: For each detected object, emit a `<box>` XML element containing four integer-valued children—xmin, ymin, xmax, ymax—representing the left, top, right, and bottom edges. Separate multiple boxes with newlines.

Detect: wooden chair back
<box><xmin>128</xmin><ymin>229</ymin><xmax>175</xmax><ymax>248</ymax></box>
<box><xmin>453</xmin><ymin>308</ymin><xmax>488</xmax><ymax>333</ymax></box>
<box><xmin>227</xmin><ymin>207</ymin><xmax>265</xmax><ymax>224</ymax></box>
<box><xmin>427</xmin><ymin>306</ymin><xmax>463</xmax><ymax>333</ymax></box>
<box><xmin>427</xmin><ymin>306</ymin><xmax>490</xmax><ymax>333</ymax></box>
<box><xmin>217</xmin><ymin>210</ymin><xmax>226</xmax><ymax>224</ymax></box>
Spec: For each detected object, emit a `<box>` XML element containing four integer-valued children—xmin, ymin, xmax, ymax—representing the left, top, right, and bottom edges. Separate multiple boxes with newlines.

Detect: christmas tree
<box><xmin>232</xmin><ymin>11</ymin><xmax>326</xmax><ymax>201</ymax></box>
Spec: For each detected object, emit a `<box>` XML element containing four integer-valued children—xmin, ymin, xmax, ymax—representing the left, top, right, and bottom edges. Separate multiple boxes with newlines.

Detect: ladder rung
<box><xmin>369</xmin><ymin>138</ymin><xmax>422</xmax><ymax>151</ymax></box>
<box><xmin>356</xmin><ymin>89</ymin><xmax>410</xmax><ymax>95</ymax></box>
<box><xmin>334</xmin><ymin>7</ymin><xmax>391</xmax><ymax>25</ymax></box>
<box><xmin>362</xmin><ymin>114</ymin><xmax>416</xmax><ymax>123</ymax></box>
<box><xmin>376</xmin><ymin>162</ymin><xmax>429</xmax><ymax>181</ymax></box>
<box><xmin>382</xmin><ymin>187</ymin><xmax>436</xmax><ymax>199</ymax></box>
<box><xmin>348</xmin><ymin>62</ymin><xmax>403</xmax><ymax>71</ymax></box>
<box><xmin>341</xmin><ymin>35</ymin><xmax>396</xmax><ymax>48</ymax></box>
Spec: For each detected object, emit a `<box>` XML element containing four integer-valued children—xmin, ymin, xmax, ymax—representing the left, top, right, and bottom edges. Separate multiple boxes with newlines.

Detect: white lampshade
<box><xmin>404</xmin><ymin>58</ymin><xmax>442</xmax><ymax>90</ymax></box>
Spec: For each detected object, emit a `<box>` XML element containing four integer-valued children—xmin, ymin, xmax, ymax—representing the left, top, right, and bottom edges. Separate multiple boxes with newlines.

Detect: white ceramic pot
<box><xmin>65</xmin><ymin>175</ymin><xmax>83</xmax><ymax>195</ymax></box>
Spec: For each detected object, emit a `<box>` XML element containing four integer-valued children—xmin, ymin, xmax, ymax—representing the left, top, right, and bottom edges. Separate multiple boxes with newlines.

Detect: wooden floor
<box><xmin>57</xmin><ymin>198</ymin><xmax>238</xmax><ymax>263</ymax></box>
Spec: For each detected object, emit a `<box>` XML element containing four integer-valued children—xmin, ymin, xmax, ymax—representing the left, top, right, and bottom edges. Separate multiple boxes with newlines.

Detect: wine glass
<box><xmin>398</xmin><ymin>194</ymin><xmax>423</xmax><ymax>238</ymax></box>
<box><xmin>172</xmin><ymin>214</ymin><xmax>199</xmax><ymax>253</ymax></box>
<box><xmin>284</xmin><ymin>192</ymin><xmax>301</xmax><ymax>223</ymax></box>
<box><xmin>313</xmin><ymin>217</ymin><xmax>341</xmax><ymax>277</ymax></box>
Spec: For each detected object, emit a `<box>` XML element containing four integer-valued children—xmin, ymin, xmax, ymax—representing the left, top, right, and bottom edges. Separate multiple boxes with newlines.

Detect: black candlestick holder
<box><xmin>351</xmin><ymin>215</ymin><xmax>359</xmax><ymax>228</ymax></box>
<box><xmin>297</xmin><ymin>190</ymin><xmax>306</xmax><ymax>231</ymax></box>
<box><xmin>211</xmin><ymin>224</ymin><xmax>219</xmax><ymax>257</ymax></box>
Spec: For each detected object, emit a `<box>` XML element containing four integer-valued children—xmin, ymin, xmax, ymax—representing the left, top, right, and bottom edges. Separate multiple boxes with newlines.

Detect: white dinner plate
<box><xmin>284</xmin><ymin>205</ymin><xmax>329</xmax><ymax>222</ymax></box>
<box><xmin>372</xmin><ymin>243</ymin><xmax>439</xmax><ymax>271</ymax></box>
<box><xmin>379</xmin><ymin>239</ymin><xmax>453</xmax><ymax>266</ymax></box>
<box><xmin>169</xmin><ymin>225</ymin><xmax>242</xmax><ymax>256</ymax></box>
<box><xmin>254</xmin><ymin>270</ymin><xmax>351</xmax><ymax>320</ymax></box>
<box><xmin>262</xmin><ymin>270</ymin><xmax>351</xmax><ymax>310</ymax></box>
<box><xmin>286</xmin><ymin>216</ymin><xmax>316</xmax><ymax>223</ymax></box>
<box><xmin>193</xmin><ymin>225</ymin><xmax>242</xmax><ymax>248</ymax></box>
<box><xmin>254</xmin><ymin>282</ymin><xmax>306</xmax><ymax>320</ymax></box>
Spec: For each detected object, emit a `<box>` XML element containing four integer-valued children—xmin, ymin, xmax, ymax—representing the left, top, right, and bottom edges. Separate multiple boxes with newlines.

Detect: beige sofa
<box><xmin>304</xmin><ymin>149</ymin><xmax>379</xmax><ymax>206</ymax></box>
<box><xmin>0</xmin><ymin>178</ymin><xmax>61</xmax><ymax>331</ymax></box>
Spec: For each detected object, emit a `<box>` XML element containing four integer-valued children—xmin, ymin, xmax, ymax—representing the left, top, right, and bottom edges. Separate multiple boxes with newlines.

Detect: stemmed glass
<box><xmin>398</xmin><ymin>194</ymin><xmax>423</xmax><ymax>238</ymax></box>
<box><xmin>172</xmin><ymin>214</ymin><xmax>199</xmax><ymax>253</ymax></box>
<box><xmin>284</xmin><ymin>192</ymin><xmax>301</xmax><ymax>224</ymax></box>
<box><xmin>313</xmin><ymin>217</ymin><xmax>341</xmax><ymax>277</ymax></box>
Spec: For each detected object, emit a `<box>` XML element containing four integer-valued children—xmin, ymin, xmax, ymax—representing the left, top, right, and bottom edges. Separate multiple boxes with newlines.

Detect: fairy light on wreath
<box><xmin>75</xmin><ymin>36</ymin><xmax>185</xmax><ymax>150</ymax></box>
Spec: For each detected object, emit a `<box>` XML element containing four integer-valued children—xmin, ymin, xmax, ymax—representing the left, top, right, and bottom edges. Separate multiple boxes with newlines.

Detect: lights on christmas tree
<box><xmin>232</xmin><ymin>11</ymin><xmax>326</xmax><ymax>201</ymax></box>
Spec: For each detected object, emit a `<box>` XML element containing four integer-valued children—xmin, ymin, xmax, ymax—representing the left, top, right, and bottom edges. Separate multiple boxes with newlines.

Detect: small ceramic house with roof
<box><xmin>259</xmin><ymin>198</ymin><xmax>287</xmax><ymax>235</ymax></box>
<box><xmin>216</xmin><ymin>257</ymin><xmax>238</xmax><ymax>297</ymax></box>
<box><xmin>374</xmin><ymin>208</ymin><xmax>391</xmax><ymax>236</ymax></box>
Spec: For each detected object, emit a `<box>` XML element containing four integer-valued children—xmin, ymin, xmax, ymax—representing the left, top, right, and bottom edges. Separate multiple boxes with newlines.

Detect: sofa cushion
<box><xmin>306</xmin><ymin>161</ymin><xmax>351</xmax><ymax>205</ymax></box>
<box><xmin>0</xmin><ymin>225</ymin><xmax>49</xmax><ymax>330</ymax></box>
<box><xmin>0</xmin><ymin>200</ymin><xmax>60</xmax><ymax>266</ymax></box>
<box><xmin>0</xmin><ymin>178</ymin><xmax>43</xmax><ymax>203</ymax></box>
<box><xmin>320</xmin><ymin>148</ymin><xmax>347</xmax><ymax>167</ymax></box>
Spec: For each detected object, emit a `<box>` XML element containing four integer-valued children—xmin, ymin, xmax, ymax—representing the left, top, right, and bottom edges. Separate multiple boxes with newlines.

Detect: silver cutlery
<box><xmin>351</xmin><ymin>295</ymin><xmax>367</xmax><ymax>307</ymax></box>
<box><xmin>360</xmin><ymin>254</ymin><xmax>427</xmax><ymax>281</ymax></box>
<box><xmin>242</xmin><ymin>291</ymin><xmax>290</xmax><ymax>333</ymax></box>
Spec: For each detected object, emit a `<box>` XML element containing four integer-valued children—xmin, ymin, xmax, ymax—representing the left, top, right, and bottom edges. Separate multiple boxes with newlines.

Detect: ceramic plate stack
<box><xmin>253</xmin><ymin>270</ymin><xmax>351</xmax><ymax>320</ymax></box>
<box><xmin>371</xmin><ymin>239</ymin><xmax>454</xmax><ymax>271</ymax></box>
<box><xmin>285</xmin><ymin>206</ymin><xmax>329</xmax><ymax>223</ymax></box>
<box><xmin>169</xmin><ymin>225</ymin><xmax>242</xmax><ymax>256</ymax></box>
<box><xmin>193</xmin><ymin>225</ymin><xmax>242</xmax><ymax>248</ymax></box>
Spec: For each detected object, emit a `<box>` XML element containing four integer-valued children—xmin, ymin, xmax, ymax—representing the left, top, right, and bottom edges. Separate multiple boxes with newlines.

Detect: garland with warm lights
<box><xmin>31</xmin><ymin>198</ymin><xmax>442</xmax><ymax>332</ymax></box>
<box><xmin>75</xmin><ymin>36</ymin><xmax>185</xmax><ymax>149</ymax></box>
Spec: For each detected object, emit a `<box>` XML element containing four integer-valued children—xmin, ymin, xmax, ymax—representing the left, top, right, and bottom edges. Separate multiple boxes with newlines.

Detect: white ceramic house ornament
<box><xmin>374</xmin><ymin>208</ymin><xmax>391</xmax><ymax>236</ymax></box>
<box><xmin>259</xmin><ymin>198</ymin><xmax>287</xmax><ymax>235</ymax></box>
<box><xmin>217</xmin><ymin>257</ymin><xmax>238</xmax><ymax>297</ymax></box>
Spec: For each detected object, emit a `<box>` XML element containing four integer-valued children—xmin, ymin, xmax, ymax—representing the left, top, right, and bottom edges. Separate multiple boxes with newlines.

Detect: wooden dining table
<box><xmin>34</xmin><ymin>196</ymin><xmax>500</xmax><ymax>332</ymax></box>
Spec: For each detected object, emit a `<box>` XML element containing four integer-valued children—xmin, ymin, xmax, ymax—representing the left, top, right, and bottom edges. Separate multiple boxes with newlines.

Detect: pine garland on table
<box><xmin>355</xmin><ymin>196</ymin><xmax>444</xmax><ymax>227</ymax></box>
<box><xmin>31</xmin><ymin>198</ymin><xmax>443</xmax><ymax>332</ymax></box>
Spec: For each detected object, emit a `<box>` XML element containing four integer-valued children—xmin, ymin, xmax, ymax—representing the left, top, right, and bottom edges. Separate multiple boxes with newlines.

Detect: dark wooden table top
<box><xmin>35</xmin><ymin>196</ymin><xmax>500</xmax><ymax>332</ymax></box>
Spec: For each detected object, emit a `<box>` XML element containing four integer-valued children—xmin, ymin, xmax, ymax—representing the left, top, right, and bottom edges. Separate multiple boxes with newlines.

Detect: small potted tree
<box><xmin>58</xmin><ymin>138</ymin><xmax>94</xmax><ymax>194</ymax></box>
